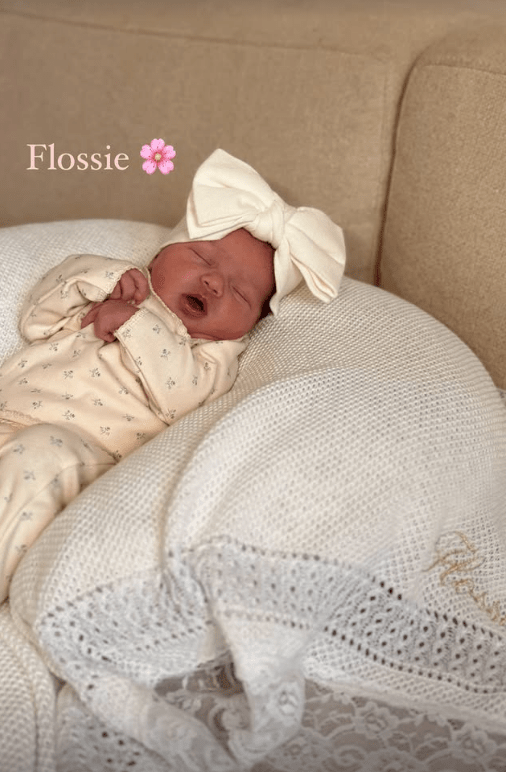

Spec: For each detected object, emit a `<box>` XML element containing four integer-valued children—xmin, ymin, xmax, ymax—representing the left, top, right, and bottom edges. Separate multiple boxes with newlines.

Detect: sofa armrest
<box><xmin>380</xmin><ymin>24</ymin><xmax>506</xmax><ymax>388</ymax></box>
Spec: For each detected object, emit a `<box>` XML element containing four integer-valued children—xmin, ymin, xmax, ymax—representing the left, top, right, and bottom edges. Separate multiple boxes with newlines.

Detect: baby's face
<box><xmin>149</xmin><ymin>228</ymin><xmax>275</xmax><ymax>340</ymax></box>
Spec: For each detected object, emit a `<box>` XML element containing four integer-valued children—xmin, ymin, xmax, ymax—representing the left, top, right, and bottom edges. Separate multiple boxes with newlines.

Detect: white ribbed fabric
<box><xmin>1</xmin><ymin>220</ymin><xmax>506</xmax><ymax>771</ymax></box>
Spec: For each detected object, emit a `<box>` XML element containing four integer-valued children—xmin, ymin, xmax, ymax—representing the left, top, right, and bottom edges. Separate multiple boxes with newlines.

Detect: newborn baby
<box><xmin>0</xmin><ymin>148</ymin><xmax>346</xmax><ymax>602</ymax></box>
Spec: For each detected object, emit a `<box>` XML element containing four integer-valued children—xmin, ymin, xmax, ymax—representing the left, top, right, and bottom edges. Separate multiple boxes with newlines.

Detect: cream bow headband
<box><xmin>160</xmin><ymin>149</ymin><xmax>346</xmax><ymax>315</ymax></box>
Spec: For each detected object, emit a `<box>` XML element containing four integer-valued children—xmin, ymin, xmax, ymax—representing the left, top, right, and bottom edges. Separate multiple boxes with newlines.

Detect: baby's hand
<box><xmin>110</xmin><ymin>268</ymin><xmax>149</xmax><ymax>304</ymax></box>
<box><xmin>80</xmin><ymin>299</ymin><xmax>140</xmax><ymax>342</ymax></box>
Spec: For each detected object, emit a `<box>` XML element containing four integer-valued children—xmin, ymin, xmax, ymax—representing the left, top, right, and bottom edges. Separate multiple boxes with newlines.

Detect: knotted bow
<box><xmin>162</xmin><ymin>149</ymin><xmax>346</xmax><ymax>315</ymax></box>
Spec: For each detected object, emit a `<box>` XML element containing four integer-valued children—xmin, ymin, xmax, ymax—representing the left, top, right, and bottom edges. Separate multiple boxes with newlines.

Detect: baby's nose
<box><xmin>202</xmin><ymin>272</ymin><xmax>223</xmax><ymax>296</ymax></box>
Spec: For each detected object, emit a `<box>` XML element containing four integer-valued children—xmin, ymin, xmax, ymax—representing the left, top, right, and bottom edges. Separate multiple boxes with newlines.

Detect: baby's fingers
<box><xmin>109</xmin><ymin>273</ymin><xmax>134</xmax><ymax>301</ymax></box>
<box><xmin>113</xmin><ymin>269</ymin><xmax>149</xmax><ymax>303</ymax></box>
<box><xmin>109</xmin><ymin>283</ymin><xmax>122</xmax><ymax>300</ymax></box>
<box><xmin>110</xmin><ymin>274</ymin><xmax>133</xmax><ymax>301</ymax></box>
<box><xmin>80</xmin><ymin>303</ymin><xmax>100</xmax><ymax>328</ymax></box>
<box><xmin>130</xmin><ymin>269</ymin><xmax>149</xmax><ymax>304</ymax></box>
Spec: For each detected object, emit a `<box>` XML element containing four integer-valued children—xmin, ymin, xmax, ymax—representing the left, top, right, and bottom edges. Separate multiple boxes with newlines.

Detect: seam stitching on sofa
<box><xmin>0</xmin><ymin>9</ymin><xmax>385</xmax><ymax>61</ymax></box>
<box><xmin>416</xmin><ymin>60</ymin><xmax>506</xmax><ymax>78</ymax></box>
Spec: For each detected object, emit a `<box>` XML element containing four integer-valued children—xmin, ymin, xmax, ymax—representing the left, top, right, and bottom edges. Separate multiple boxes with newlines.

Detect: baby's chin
<box><xmin>189</xmin><ymin>330</ymin><xmax>220</xmax><ymax>341</ymax></box>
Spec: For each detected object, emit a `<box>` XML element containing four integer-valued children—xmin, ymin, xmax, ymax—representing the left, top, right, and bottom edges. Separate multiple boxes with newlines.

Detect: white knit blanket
<box><xmin>2</xmin><ymin>220</ymin><xmax>506</xmax><ymax>771</ymax></box>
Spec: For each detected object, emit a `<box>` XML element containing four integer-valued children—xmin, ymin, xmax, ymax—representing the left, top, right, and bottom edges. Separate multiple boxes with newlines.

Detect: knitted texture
<box><xmin>2</xmin><ymin>220</ymin><xmax>506</xmax><ymax>770</ymax></box>
<box><xmin>0</xmin><ymin>603</ymin><xmax>56</xmax><ymax>771</ymax></box>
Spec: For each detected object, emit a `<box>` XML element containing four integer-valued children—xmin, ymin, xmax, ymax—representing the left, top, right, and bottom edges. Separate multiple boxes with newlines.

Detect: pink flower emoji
<box><xmin>140</xmin><ymin>139</ymin><xmax>176</xmax><ymax>175</ymax></box>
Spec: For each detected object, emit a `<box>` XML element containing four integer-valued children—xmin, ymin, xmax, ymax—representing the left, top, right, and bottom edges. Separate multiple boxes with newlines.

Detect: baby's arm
<box><xmin>19</xmin><ymin>254</ymin><xmax>145</xmax><ymax>342</ymax></box>
<box><xmin>114</xmin><ymin>307</ymin><xmax>246</xmax><ymax>424</ymax></box>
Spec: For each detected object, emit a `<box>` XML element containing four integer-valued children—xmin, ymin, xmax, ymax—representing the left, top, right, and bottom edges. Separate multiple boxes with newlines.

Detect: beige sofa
<box><xmin>3</xmin><ymin>0</ymin><xmax>506</xmax><ymax>386</ymax></box>
<box><xmin>2</xmin><ymin>2</ymin><xmax>506</xmax><ymax>770</ymax></box>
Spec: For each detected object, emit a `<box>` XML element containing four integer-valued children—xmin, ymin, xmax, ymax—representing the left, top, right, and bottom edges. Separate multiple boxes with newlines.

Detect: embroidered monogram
<box><xmin>427</xmin><ymin>531</ymin><xmax>506</xmax><ymax>626</ymax></box>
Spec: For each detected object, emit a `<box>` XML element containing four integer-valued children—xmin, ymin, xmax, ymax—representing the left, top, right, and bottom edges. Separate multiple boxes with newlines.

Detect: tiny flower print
<box><xmin>140</xmin><ymin>139</ymin><xmax>176</xmax><ymax>175</ymax></box>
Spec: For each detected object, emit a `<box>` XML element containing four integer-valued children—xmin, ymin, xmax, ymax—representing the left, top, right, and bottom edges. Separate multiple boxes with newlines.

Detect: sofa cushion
<box><xmin>380</xmin><ymin>24</ymin><xmax>506</xmax><ymax>389</ymax></box>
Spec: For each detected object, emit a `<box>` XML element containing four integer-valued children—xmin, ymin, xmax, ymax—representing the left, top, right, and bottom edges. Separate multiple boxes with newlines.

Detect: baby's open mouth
<box><xmin>182</xmin><ymin>294</ymin><xmax>207</xmax><ymax>317</ymax></box>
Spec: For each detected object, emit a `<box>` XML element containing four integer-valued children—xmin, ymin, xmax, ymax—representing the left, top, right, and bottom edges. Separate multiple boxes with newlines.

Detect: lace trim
<box><xmin>37</xmin><ymin>541</ymin><xmax>506</xmax><ymax>768</ymax></box>
<box><xmin>55</xmin><ymin>668</ymin><xmax>506</xmax><ymax>772</ymax></box>
<box><xmin>194</xmin><ymin>539</ymin><xmax>506</xmax><ymax>697</ymax></box>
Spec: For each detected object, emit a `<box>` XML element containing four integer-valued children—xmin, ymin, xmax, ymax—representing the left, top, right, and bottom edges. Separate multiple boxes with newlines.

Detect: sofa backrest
<box><xmin>2</xmin><ymin>0</ymin><xmax>506</xmax><ymax>287</ymax></box>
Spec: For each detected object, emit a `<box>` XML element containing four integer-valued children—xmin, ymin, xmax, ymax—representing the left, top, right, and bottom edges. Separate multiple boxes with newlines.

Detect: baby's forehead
<box><xmin>212</xmin><ymin>229</ymin><xmax>273</xmax><ymax>260</ymax></box>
